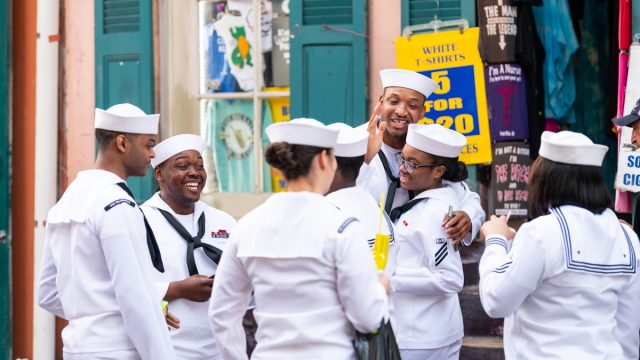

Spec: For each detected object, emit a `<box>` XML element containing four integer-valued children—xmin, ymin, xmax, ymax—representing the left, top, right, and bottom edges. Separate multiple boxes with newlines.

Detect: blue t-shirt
<box><xmin>532</xmin><ymin>0</ymin><xmax>578</xmax><ymax>123</ymax></box>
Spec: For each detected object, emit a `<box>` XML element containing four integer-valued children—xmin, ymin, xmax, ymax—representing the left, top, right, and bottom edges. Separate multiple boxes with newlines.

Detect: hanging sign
<box><xmin>616</xmin><ymin>126</ymin><xmax>640</xmax><ymax>192</ymax></box>
<box><xmin>395</xmin><ymin>27</ymin><xmax>492</xmax><ymax>164</ymax></box>
<box><xmin>490</xmin><ymin>142</ymin><xmax>530</xmax><ymax>218</ymax></box>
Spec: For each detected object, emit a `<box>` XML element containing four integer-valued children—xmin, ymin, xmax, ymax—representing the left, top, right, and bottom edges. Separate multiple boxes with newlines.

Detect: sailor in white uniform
<box><xmin>479</xmin><ymin>131</ymin><xmax>640</xmax><ymax>359</ymax></box>
<box><xmin>209</xmin><ymin>118</ymin><xmax>390</xmax><ymax>360</ymax></box>
<box><xmin>325</xmin><ymin>123</ymin><xmax>396</xmax><ymax>276</ymax></box>
<box><xmin>37</xmin><ymin>104</ymin><xmax>176</xmax><ymax>360</ymax></box>
<box><xmin>140</xmin><ymin>134</ymin><xmax>236</xmax><ymax>359</ymax></box>
<box><xmin>389</xmin><ymin>124</ymin><xmax>468</xmax><ymax>360</ymax></box>
<box><xmin>357</xmin><ymin>69</ymin><xmax>485</xmax><ymax>245</ymax></box>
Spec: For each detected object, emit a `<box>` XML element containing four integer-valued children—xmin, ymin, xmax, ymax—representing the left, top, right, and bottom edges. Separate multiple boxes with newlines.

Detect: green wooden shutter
<box><xmin>95</xmin><ymin>0</ymin><xmax>155</xmax><ymax>203</ymax></box>
<box><xmin>290</xmin><ymin>0</ymin><xmax>367</xmax><ymax>126</ymax></box>
<box><xmin>0</xmin><ymin>0</ymin><xmax>10</xmax><ymax>357</ymax></box>
<box><xmin>402</xmin><ymin>0</ymin><xmax>476</xmax><ymax>29</ymax></box>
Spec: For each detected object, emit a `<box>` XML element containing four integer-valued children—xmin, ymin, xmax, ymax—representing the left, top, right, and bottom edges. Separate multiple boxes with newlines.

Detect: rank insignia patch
<box><xmin>104</xmin><ymin>198</ymin><xmax>136</xmax><ymax>211</ymax></box>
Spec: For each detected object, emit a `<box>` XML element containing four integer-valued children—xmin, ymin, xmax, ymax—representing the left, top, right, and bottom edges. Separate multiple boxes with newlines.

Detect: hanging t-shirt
<box><xmin>204</xmin><ymin>99</ymin><xmax>273</xmax><ymax>192</ymax></box>
<box><xmin>478</xmin><ymin>0</ymin><xmax>519</xmax><ymax>63</ymax></box>
<box><xmin>513</xmin><ymin>0</ymin><xmax>545</xmax><ymax>158</ymax></box>
<box><xmin>214</xmin><ymin>13</ymin><xmax>260</xmax><ymax>91</ymax></box>
<box><xmin>227</xmin><ymin>0</ymin><xmax>273</xmax><ymax>52</ymax></box>
<box><xmin>485</xmin><ymin>64</ymin><xmax>528</xmax><ymax>141</ymax></box>
<box><xmin>532</xmin><ymin>0</ymin><xmax>579</xmax><ymax>124</ymax></box>
<box><xmin>204</xmin><ymin>21</ymin><xmax>238</xmax><ymax>93</ymax></box>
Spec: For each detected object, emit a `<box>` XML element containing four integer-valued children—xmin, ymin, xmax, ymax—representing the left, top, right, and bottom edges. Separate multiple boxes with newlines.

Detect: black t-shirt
<box><xmin>478</xmin><ymin>0</ymin><xmax>519</xmax><ymax>63</ymax></box>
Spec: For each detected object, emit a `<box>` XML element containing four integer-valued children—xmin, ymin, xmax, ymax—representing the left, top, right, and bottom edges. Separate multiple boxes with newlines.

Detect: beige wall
<box><xmin>158</xmin><ymin>0</ymin><xmax>200</xmax><ymax>138</ymax></box>
<box><xmin>59</xmin><ymin>0</ymin><xmax>95</xmax><ymax>189</ymax></box>
<box><xmin>368</xmin><ymin>0</ymin><xmax>401</xmax><ymax>115</ymax></box>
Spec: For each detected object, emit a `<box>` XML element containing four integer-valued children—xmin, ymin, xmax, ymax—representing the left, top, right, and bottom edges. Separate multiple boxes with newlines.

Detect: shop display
<box><xmin>203</xmin><ymin>99</ymin><xmax>273</xmax><ymax>192</ymax></box>
<box><xmin>485</xmin><ymin>64</ymin><xmax>528</xmax><ymax>141</ymax></box>
<box><xmin>490</xmin><ymin>142</ymin><xmax>530</xmax><ymax>218</ymax></box>
<box><xmin>478</xmin><ymin>0</ymin><xmax>519</xmax><ymax>63</ymax></box>
<box><xmin>396</xmin><ymin>27</ymin><xmax>493</xmax><ymax>164</ymax></box>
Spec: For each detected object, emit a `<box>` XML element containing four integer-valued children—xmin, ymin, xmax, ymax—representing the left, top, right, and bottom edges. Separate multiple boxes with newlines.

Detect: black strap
<box><xmin>116</xmin><ymin>182</ymin><xmax>165</xmax><ymax>273</ymax></box>
<box><xmin>378</xmin><ymin>149</ymin><xmax>400</xmax><ymax>215</ymax></box>
<box><xmin>157</xmin><ymin>208</ymin><xmax>223</xmax><ymax>276</ymax></box>
<box><xmin>389</xmin><ymin>197</ymin><xmax>428</xmax><ymax>223</ymax></box>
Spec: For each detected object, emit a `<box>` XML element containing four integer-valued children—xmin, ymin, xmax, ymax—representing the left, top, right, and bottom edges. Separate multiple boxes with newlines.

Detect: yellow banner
<box><xmin>265</xmin><ymin>87</ymin><xmax>290</xmax><ymax>192</ymax></box>
<box><xmin>395</xmin><ymin>28</ymin><xmax>492</xmax><ymax>164</ymax></box>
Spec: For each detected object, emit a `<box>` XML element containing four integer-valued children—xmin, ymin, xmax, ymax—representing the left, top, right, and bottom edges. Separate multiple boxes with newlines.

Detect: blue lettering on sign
<box><xmin>419</xmin><ymin>65</ymin><xmax>480</xmax><ymax>136</ymax></box>
<box><xmin>627</xmin><ymin>155</ymin><xmax>640</xmax><ymax>168</ymax></box>
<box><xmin>623</xmin><ymin>173</ymin><xmax>640</xmax><ymax>186</ymax></box>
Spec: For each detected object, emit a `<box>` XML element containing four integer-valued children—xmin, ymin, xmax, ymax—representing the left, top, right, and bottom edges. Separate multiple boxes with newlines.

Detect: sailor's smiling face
<box><xmin>379</xmin><ymin>87</ymin><xmax>426</xmax><ymax>140</ymax></box>
<box><xmin>155</xmin><ymin>150</ymin><xmax>206</xmax><ymax>207</ymax></box>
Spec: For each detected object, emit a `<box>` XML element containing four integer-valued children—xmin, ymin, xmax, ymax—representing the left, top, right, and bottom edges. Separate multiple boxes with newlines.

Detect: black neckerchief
<box><xmin>157</xmin><ymin>208</ymin><xmax>223</xmax><ymax>276</ymax></box>
<box><xmin>116</xmin><ymin>182</ymin><xmax>164</xmax><ymax>273</ymax></box>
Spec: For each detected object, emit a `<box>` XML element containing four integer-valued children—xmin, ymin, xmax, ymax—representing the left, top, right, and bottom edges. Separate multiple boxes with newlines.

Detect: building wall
<box><xmin>368</xmin><ymin>0</ymin><xmax>401</xmax><ymax>114</ymax></box>
<box><xmin>59</xmin><ymin>0</ymin><xmax>95</xmax><ymax>190</ymax></box>
<box><xmin>11</xmin><ymin>0</ymin><xmax>38</xmax><ymax>357</ymax></box>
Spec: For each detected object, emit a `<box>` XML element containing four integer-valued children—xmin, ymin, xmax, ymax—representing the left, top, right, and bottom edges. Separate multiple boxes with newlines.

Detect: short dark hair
<box><xmin>265</xmin><ymin>142</ymin><xmax>329</xmax><ymax>180</ymax></box>
<box><xmin>430</xmin><ymin>154</ymin><xmax>468</xmax><ymax>182</ymax></box>
<box><xmin>528</xmin><ymin>157</ymin><xmax>612</xmax><ymax>219</ymax></box>
<box><xmin>336</xmin><ymin>155</ymin><xmax>365</xmax><ymax>182</ymax></box>
<box><xmin>95</xmin><ymin>129</ymin><xmax>120</xmax><ymax>150</ymax></box>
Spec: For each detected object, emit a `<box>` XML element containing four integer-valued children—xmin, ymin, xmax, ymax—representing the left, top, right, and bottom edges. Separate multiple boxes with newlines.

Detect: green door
<box><xmin>0</xmin><ymin>0</ymin><xmax>11</xmax><ymax>357</ymax></box>
<box><xmin>290</xmin><ymin>0</ymin><xmax>368</xmax><ymax>126</ymax></box>
<box><xmin>402</xmin><ymin>0</ymin><xmax>476</xmax><ymax>28</ymax></box>
<box><xmin>95</xmin><ymin>0</ymin><xmax>156</xmax><ymax>202</ymax></box>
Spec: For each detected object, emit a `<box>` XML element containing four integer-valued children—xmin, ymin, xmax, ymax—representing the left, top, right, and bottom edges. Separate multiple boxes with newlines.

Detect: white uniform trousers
<box><xmin>399</xmin><ymin>338</ymin><xmax>462</xmax><ymax>360</ymax></box>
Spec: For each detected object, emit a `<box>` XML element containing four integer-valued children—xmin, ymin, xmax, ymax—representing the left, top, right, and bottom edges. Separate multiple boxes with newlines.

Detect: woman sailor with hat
<box><xmin>388</xmin><ymin>124</ymin><xmax>468</xmax><ymax>359</ymax></box>
<box><xmin>208</xmin><ymin>118</ymin><xmax>390</xmax><ymax>359</ymax></box>
<box><xmin>479</xmin><ymin>131</ymin><xmax>640</xmax><ymax>359</ymax></box>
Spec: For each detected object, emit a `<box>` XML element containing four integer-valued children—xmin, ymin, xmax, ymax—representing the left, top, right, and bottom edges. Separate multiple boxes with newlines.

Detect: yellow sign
<box><xmin>265</xmin><ymin>87</ymin><xmax>290</xmax><ymax>192</ymax></box>
<box><xmin>395</xmin><ymin>28</ymin><xmax>492</xmax><ymax>164</ymax></box>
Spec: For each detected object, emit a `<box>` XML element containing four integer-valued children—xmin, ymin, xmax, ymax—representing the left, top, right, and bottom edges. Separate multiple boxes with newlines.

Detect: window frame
<box><xmin>196</xmin><ymin>0</ymin><xmax>289</xmax><ymax>193</ymax></box>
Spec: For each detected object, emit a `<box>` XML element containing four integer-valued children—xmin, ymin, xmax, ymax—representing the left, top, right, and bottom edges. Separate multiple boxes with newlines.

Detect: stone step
<box><xmin>459</xmin><ymin>285</ymin><xmax>503</xmax><ymax>337</ymax></box>
<box><xmin>460</xmin><ymin>336</ymin><xmax>505</xmax><ymax>360</ymax></box>
<box><xmin>460</xmin><ymin>241</ymin><xmax>483</xmax><ymax>287</ymax></box>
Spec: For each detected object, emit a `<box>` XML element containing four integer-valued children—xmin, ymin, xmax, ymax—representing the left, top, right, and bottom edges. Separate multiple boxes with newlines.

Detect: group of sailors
<box><xmin>37</xmin><ymin>69</ymin><xmax>640</xmax><ymax>360</ymax></box>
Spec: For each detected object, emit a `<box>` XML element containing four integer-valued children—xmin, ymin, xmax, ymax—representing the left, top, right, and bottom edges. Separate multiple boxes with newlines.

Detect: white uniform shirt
<box><xmin>356</xmin><ymin>143</ymin><xmax>484</xmax><ymax>245</ymax></box>
<box><xmin>37</xmin><ymin>170</ymin><xmax>175</xmax><ymax>360</ymax></box>
<box><xmin>326</xmin><ymin>186</ymin><xmax>397</xmax><ymax>276</ymax></box>
<box><xmin>390</xmin><ymin>186</ymin><xmax>464</xmax><ymax>350</ymax></box>
<box><xmin>480</xmin><ymin>206</ymin><xmax>640</xmax><ymax>359</ymax></box>
<box><xmin>141</xmin><ymin>193</ymin><xmax>236</xmax><ymax>360</ymax></box>
<box><xmin>209</xmin><ymin>192</ymin><xmax>388</xmax><ymax>360</ymax></box>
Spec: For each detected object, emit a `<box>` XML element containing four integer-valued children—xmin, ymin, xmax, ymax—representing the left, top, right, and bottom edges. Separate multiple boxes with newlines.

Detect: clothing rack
<box><xmin>402</xmin><ymin>18</ymin><xmax>469</xmax><ymax>39</ymax></box>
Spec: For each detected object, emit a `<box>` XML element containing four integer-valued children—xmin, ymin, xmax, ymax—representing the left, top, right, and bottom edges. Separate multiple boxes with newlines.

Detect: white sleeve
<box><xmin>99</xmin><ymin>205</ymin><xmax>176</xmax><ymax>360</ymax></box>
<box><xmin>448</xmin><ymin>180</ymin><xmax>485</xmax><ymax>245</ymax></box>
<box><xmin>155</xmin><ymin>282</ymin><xmax>170</xmax><ymax>300</ymax></box>
<box><xmin>391</xmin><ymin>218</ymin><xmax>463</xmax><ymax>295</ymax></box>
<box><xmin>478</xmin><ymin>231</ymin><xmax>544</xmax><ymax>319</ymax></box>
<box><xmin>334</xmin><ymin>221</ymin><xmax>388</xmax><ymax>333</ymax></box>
<box><xmin>209</xmin><ymin>237</ymin><xmax>251</xmax><ymax>360</ymax></box>
<box><xmin>37</xmin><ymin>226</ymin><xmax>65</xmax><ymax>318</ymax></box>
<box><xmin>614</xmin><ymin>228</ymin><xmax>640</xmax><ymax>359</ymax></box>
<box><xmin>356</xmin><ymin>162</ymin><xmax>376</xmax><ymax>189</ymax></box>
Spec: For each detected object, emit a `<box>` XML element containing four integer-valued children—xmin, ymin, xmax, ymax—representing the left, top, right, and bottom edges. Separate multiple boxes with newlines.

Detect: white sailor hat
<box><xmin>539</xmin><ymin>131</ymin><xmax>608</xmax><ymax>167</ymax></box>
<box><xmin>95</xmin><ymin>103</ymin><xmax>159</xmax><ymax>135</ymax></box>
<box><xmin>150</xmin><ymin>134</ymin><xmax>207</xmax><ymax>168</ymax></box>
<box><xmin>380</xmin><ymin>69</ymin><xmax>439</xmax><ymax>99</ymax></box>
<box><xmin>327</xmin><ymin>122</ymin><xmax>368</xmax><ymax>157</ymax></box>
<box><xmin>266</xmin><ymin>118</ymin><xmax>339</xmax><ymax>148</ymax></box>
<box><xmin>406</xmin><ymin>124</ymin><xmax>466</xmax><ymax>158</ymax></box>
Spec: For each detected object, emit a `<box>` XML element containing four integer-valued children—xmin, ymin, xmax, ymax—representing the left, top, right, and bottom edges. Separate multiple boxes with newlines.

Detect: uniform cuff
<box><xmin>484</xmin><ymin>235</ymin><xmax>509</xmax><ymax>251</ymax></box>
